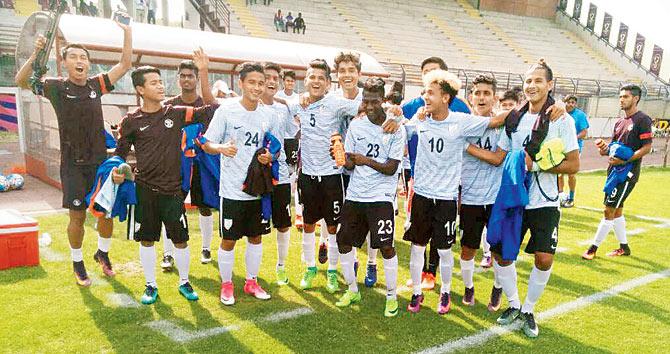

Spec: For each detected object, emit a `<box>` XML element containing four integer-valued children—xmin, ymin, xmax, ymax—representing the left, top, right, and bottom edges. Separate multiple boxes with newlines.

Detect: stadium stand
<box><xmin>230</xmin><ymin>0</ymin><xmax>650</xmax><ymax>87</ymax></box>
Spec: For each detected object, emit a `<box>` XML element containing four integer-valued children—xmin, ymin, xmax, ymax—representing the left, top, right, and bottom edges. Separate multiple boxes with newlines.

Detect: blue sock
<box><xmin>569</xmin><ymin>191</ymin><xmax>575</xmax><ymax>200</ymax></box>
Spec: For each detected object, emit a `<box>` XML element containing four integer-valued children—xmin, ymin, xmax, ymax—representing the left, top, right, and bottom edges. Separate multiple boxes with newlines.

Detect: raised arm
<box><xmin>107</xmin><ymin>19</ymin><xmax>133</xmax><ymax>85</ymax></box>
<box><xmin>193</xmin><ymin>47</ymin><xmax>216</xmax><ymax>105</ymax></box>
<box><xmin>15</xmin><ymin>35</ymin><xmax>46</xmax><ymax>90</ymax></box>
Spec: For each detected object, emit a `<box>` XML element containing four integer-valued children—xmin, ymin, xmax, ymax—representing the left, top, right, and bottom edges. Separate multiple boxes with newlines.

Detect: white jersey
<box><xmin>344</xmin><ymin>116</ymin><xmax>405</xmax><ymax>203</ymax></box>
<box><xmin>461</xmin><ymin>127</ymin><xmax>503</xmax><ymax>205</ymax></box>
<box><xmin>291</xmin><ymin>94</ymin><xmax>359</xmax><ymax>176</ymax></box>
<box><xmin>332</xmin><ymin>87</ymin><xmax>363</xmax><ymax>176</ymax></box>
<box><xmin>204</xmin><ymin>99</ymin><xmax>279</xmax><ymax>201</ymax></box>
<box><xmin>266</xmin><ymin>101</ymin><xmax>299</xmax><ymax>185</ymax></box>
<box><xmin>276</xmin><ymin>90</ymin><xmax>299</xmax><ymax>104</ymax></box>
<box><xmin>406</xmin><ymin>111</ymin><xmax>490</xmax><ymax>200</ymax></box>
<box><xmin>498</xmin><ymin>112</ymin><xmax>579</xmax><ymax>209</ymax></box>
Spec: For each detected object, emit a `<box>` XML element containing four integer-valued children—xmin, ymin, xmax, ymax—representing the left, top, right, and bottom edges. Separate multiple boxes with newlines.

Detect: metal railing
<box><xmin>188</xmin><ymin>0</ymin><xmax>230</xmax><ymax>33</ymax></box>
<box><xmin>388</xmin><ymin>63</ymin><xmax>670</xmax><ymax>99</ymax></box>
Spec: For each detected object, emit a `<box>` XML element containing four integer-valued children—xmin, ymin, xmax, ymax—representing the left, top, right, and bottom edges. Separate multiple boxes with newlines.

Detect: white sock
<box><xmin>218</xmin><ymin>247</ymin><xmax>235</xmax><ymax>283</ymax></box>
<box><xmin>495</xmin><ymin>261</ymin><xmax>520</xmax><ymax>308</ymax></box>
<box><xmin>492</xmin><ymin>258</ymin><xmax>502</xmax><ymax>288</ymax></box>
<box><xmin>438</xmin><ymin>248</ymin><xmax>454</xmax><ymax>294</ymax></box>
<box><xmin>340</xmin><ymin>249</ymin><xmax>357</xmax><ymax>292</ymax></box>
<box><xmin>383</xmin><ymin>255</ymin><xmax>398</xmax><ymax>300</ymax></box>
<box><xmin>409</xmin><ymin>244</ymin><xmax>426</xmax><ymax>295</ymax></box>
<box><xmin>366</xmin><ymin>233</ymin><xmax>378</xmax><ymax>265</ymax></box>
<box><xmin>245</xmin><ymin>242</ymin><xmax>263</xmax><ymax>280</ymax></box>
<box><xmin>71</xmin><ymin>247</ymin><xmax>83</xmax><ymax>262</ymax></box>
<box><xmin>482</xmin><ymin>227</ymin><xmax>491</xmax><ymax>255</ymax></box>
<box><xmin>302</xmin><ymin>231</ymin><xmax>316</xmax><ymax>267</ymax></box>
<box><xmin>319</xmin><ymin>219</ymin><xmax>328</xmax><ymax>244</ymax></box>
<box><xmin>174</xmin><ymin>246</ymin><xmax>190</xmax><ymax>285</ymax></box>
<box><xmin>593</xmin><ymin>218</ymin><xmax>613</xmax><ymax>246</ymax></box>
<box><xmin>612</xmin><ymin>216</ymin><xmax>628</xmax><ymax>245</ymax></box>
<box><xmin>97</xmin><ymin>235</ymin><xmax>111</xmax><ymax>253</ymax></box>
<box><xmin>460</xmin><ymin>258</ymin><xmax>475</xmax><ymax>289</ymax></box>
<box><xmin>276</xmin><ymin>230</ymin><xmax>290</xmax><ymax>268</ymax></box>
<box><xmin>327</xmin><ymin>232</ymin><xmax>339</xmax><ymax>271</ymax></box>
<box><xmin>521</xmin><ymin>266</ymin><xmax>552</xmax><ymax>314</ymax></box>
<box><xmin>139</xmin><ymin>244</ymin><xmax>157</xmax><ymax>287</ymax></box>
<box><xmin>163</xmin><ymin>225</ymin><xmax>174</xmax><ymax>256</ymax></box>
<box><xmin>199</xmin><ymin>215</ymin><xmax>214</xmax><ymax>251</ymax></box>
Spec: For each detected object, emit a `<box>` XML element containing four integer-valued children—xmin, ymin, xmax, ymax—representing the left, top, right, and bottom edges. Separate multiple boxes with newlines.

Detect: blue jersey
<box><xmin>344</xmin><ymin>116</ymin><xmax>405</xmax><ymax>203</ymax></box>
<box><xmin>405</xmin><ymin>111</ymin><xmax>489</xmax><ymax>200</ymax></box>
<box><xmin>498</xmin><ymin>113</ymin><xmax>579</xmax><ymax>209</ymax></box>
<box><xmin>204</xmin><ymin>99</ymin><xmax>279</xmax><ymax>201</ymax></box>
<box><xmin>569</xmin><ymin>108</ymin><xmax>589</xmax><ymax>151</ymax></box>
<box><xmin>461</xmin><ymin>126</ymin><xmax>503</xmax><ymax>205</ymax></box>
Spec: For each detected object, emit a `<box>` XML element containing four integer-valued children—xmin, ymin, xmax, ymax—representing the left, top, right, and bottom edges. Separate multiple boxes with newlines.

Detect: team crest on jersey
<box><xmin>628</xmin><ymin>124</ymin><xmax>634</xmax><ymax>131</ymax></box>
<box><xmin>164</xmin><ymin>119</ymin><xmax>174</xmax><ymax>128</ymax></box>
<box><xmin>89</xmin><ymin>91</ymin><xmax>97</xmax><ymax>99</ymax></box>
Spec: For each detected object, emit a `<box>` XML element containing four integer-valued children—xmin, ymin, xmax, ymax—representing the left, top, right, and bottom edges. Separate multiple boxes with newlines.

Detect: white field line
<box><xmin>145</xmin><ymin>307</ymin><xmax>314</xmax><ymax>343</ymax></box>
<box><xmin>575</xmin><ymin>206</ymin><xmax>670</xmax><ymax>228</ymax></box>
<box><xmin>107</xmin><ymin>293</ymin><xmax>140</xmax><ymax>308</ymax></box>
<box><xmin>415</xmin><ymin>268</ymin><xmax>670</xmax><ymax>354</ymax></box>
<box><xmin>40</xmin><ymin>247</ymin><xmax>66</xmax><ymax>262</ymax></box>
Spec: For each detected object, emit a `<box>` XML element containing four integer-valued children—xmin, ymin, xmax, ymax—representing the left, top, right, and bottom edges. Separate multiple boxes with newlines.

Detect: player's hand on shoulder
<box><xmin>382</xmin><ymin>118</ymin><xmax>400</xmax><ymax>134</ymax></box>
<box><xmin>546</xmin><ymin>100</ymin><xmax>566</xmax><ymax>121</ymax></box>
<box><xmin>300</xmin><ymin>93</ymin><xmax>311</xmax><ymax>108</ymax></box>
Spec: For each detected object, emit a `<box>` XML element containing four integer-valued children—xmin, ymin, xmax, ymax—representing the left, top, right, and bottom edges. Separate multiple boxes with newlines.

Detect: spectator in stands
<box><xmin>559</xmin><ymin>94</ymin><xmax>589</xmax><ymax>208</ymax></box>
<box><xmin>294</xmin><ymin>13</ymin><xmax>306</xmax><ymax>34</ymax></box>
<box><xmin>0</xmin><ymin>0</ymin><xmax>15</xmax><ymax>9</ymax></box>
<box><xmin>264</xmin><ymin>0</ymin><xmax>272</xmax><ymax>5</ymax></box>
<box><xmin>147</xmin><ymin>0</ymin><xmax>157</xmax><ymax>24</ymax></box>
<box><xmin>285</xmin><ymin>12</ymin><xmax>294</xmax><ymax>32</ymax></box>
<box><xmin>78</xmin><ymin>0</ymin><xmax>89</xmax><ymax>15</ymax></box>
<box><xmin>88</xmin><ymin>1</ymin><xmax>98</xmax><ymax>17</ymax></box>
<box><xmin>135</xmin><ymin>0</ymin><xmax>145</xmax><ymax>23</ymax></box>
<box><xmin>246</xmin><ymin>0</ymin><xmax>257</xmax><ymax>5</ymax></box>
<box><xmin>274</xmin><ymin>9</ymin><xmax>285</xmax><ymax>32</ymax></box>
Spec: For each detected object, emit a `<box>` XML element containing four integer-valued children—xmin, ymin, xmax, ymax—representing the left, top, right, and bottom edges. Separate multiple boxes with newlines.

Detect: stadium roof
<box><xmin>53</xmin><ymin>14</ymin><xmax>388</xmax><ymax>77</ymax></box>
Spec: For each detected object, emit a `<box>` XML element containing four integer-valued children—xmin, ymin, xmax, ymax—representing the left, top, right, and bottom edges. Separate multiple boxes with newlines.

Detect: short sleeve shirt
<box><xmin>42</xmin><ymin>74</ymin><xmax>114</xmax><ymax>165</ymax></box>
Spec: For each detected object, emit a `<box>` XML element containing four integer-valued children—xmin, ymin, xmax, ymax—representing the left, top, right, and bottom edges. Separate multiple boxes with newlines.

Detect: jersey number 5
<box><xmin>309</xmin><ymin>113</ymin><xmax>316</xmax><ymax>127</ymax></box>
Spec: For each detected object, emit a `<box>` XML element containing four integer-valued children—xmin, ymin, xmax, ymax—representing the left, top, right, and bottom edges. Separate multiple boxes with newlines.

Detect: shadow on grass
<box><xmin>0</xmin><ymin>264</ymin><xmax>48</xmax><ymax>284</ymax></box>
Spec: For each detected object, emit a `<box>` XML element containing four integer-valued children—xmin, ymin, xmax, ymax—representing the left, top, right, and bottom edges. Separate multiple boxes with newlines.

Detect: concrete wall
<box><xmin>477</xmin><ymin>0</ymin><xmax>558</xmax><ymax>19</ymax></box>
